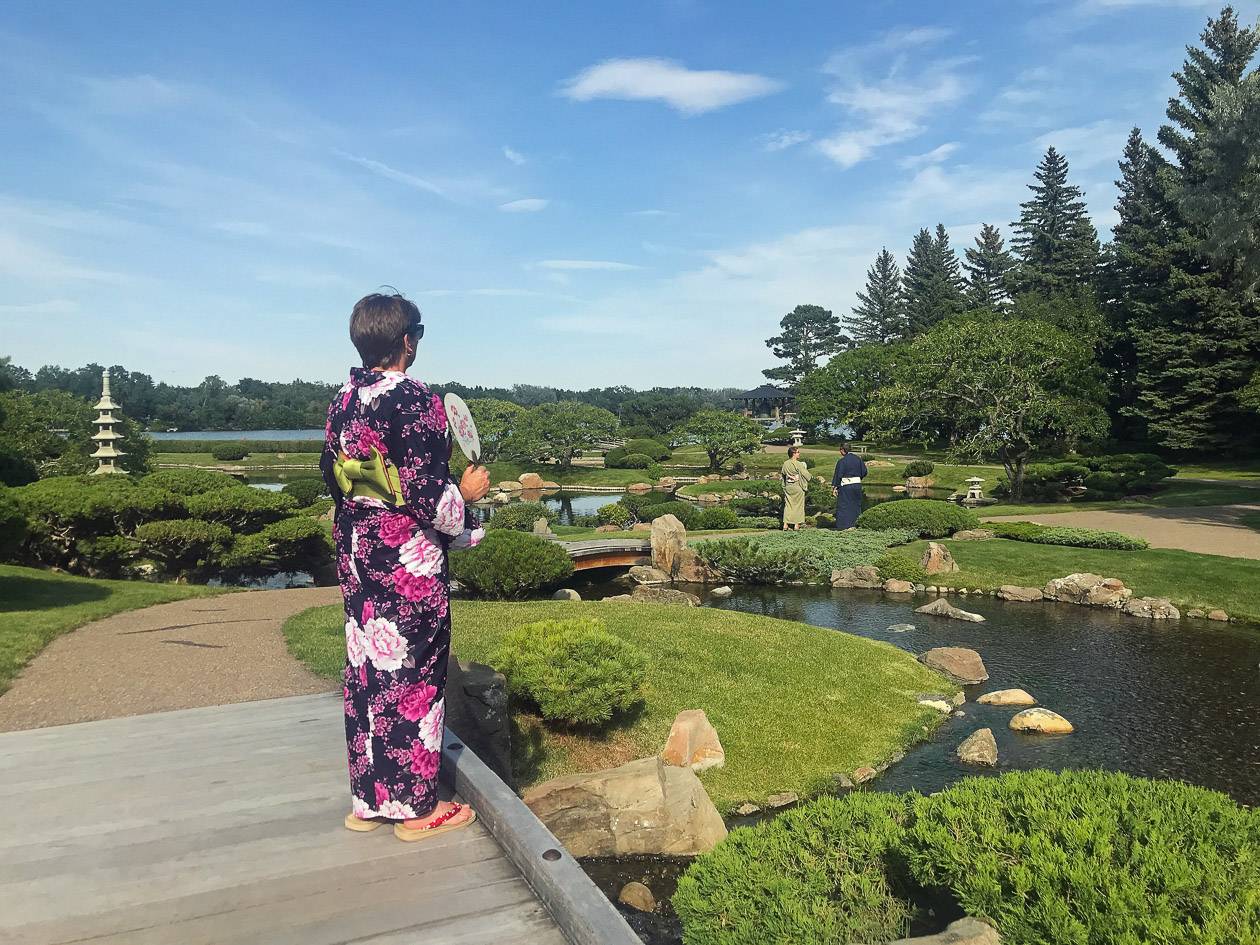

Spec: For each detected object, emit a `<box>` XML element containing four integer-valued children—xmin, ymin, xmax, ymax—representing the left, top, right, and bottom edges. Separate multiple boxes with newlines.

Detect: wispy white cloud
<box><xmin>534</xmin><ymin>259</ymin><xmax>642</xmax><ymax>271</ymax></box>
<box><xmin>334</xmin><ymin>150</ymin><xmax>448</xmax><ymax>198</ymax></box>
<box><xmin>0</xmin><ymin>230</ymin><xmax>132</xmax><ymax>284</ymax></box>
<box><xmin>893</xmin><ymin>163</ymin><xmax>1028</xmax><ymax>219</ymax></box>
<box><xmin>1034</xmin><ymin>118</ymin><xmax>1131</xmax><ymax>169</ymax></box>
<box><xmin>628</xmin><ymin>209</ymin><xmax>676</xmax><ymax>218</ymax></box>
<box><xmin>899</xmin><ymin>142</ymin><xmax>961</xmax><ymax>169</ymax></box>
<box><xmin>980</xmin><ymin>67</ymin><xmax>1060</xmax><ymax>127</ymax></box>
<box><xmin>502</xmin><ymin>146</ymin><xmax>526</xmax><ymax>165</ymax></box>
<box><xmin>816</xmin><ymin>29</ymin><xmax>973</xmax><ymax>168</ymax></box>
<box><xmin>760</xmin><ymin>128</ymin><xmax>812</xmax><ymax>151</ymax></box>
<box><xmin>499</xmin><ymin>198</ymin><xmax>549</xmax><ymax>213</ymax></box>
<box><xmin>560</xmin><ymin>57</ymin><xmax>783</xmax><ymax>115</ymax></box>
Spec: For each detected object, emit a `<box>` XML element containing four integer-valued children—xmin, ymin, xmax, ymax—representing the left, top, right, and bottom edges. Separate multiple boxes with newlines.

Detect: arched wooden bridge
<box><xmin>557</xmin><ymin>537</ymin><xmax>652</xmax><ymax>570</ymax></box>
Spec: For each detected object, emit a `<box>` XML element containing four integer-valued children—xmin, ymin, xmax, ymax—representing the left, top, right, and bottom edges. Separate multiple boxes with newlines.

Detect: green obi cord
<box><xmin>333</xmin><ymin>447</ymin><xmax>404</xmax><ymax>506</ymax></box>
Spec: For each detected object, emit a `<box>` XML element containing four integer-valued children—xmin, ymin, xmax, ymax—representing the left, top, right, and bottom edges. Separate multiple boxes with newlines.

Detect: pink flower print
<box><xmin>422</xmin><ymin>394</ymin><xmax>449</xmax><ymax>433</ymax></box>
<box><xmin>392</xmin><ymin>568</ymin><xmax>442</xmax><ymax>605</ymax></box>
<box><xmin>342</xmin><ymin>419</ymin><xmax>387</xmax><ymax>459</ymax></box>
<box><xmin>399</xmin><ymin>682</ymin><xmax>437</xmax><ymax>722</ymax></box>
<box><xmin>409</xmin><ymin>740</ymin><xmax>442</xmax><ymax>780</ymax></box>
<box><xmin>363</xmin><ymin>616</ymin><xmax>407</xmax><ymax>672</ymax></box>
<box><xmin>362</xmin><ymin>599</ymin><xmax>375</xmax><ymax>622</ymax></box>
<box><xmin>374</xmin><ymin>782</ymin><xmax>390</xmax><ymax>807</ymax></box>
<box><xmin>398</xmin><ymin>531</ymin><xmax>442</xmax><ymax>577</ymax></box>
<box><xmin>379</xmin><ymin>513</ymin><xmax>414</xmax><ymax>548</ymax></box>
<box><xmin>419</xmin><ymin>698</ymin><xmax>445</xmax><ymax>753</ymax></box>
<box><xmin>359</xmin><ymin>664</ymin><xmax>368</xmax><ymax>686</ymax></box>
<box><xmin>358</xmin><ymin>371</ymin><xmax>403</xmax><ymax>405</ymax></box>
<box><xmin>345</xmin><ymin>618</ymin><xmax>367</xmax><ymax>668</ymax></box>
<box><xmin>433</xmin><ymin>484</ymin><xmax>465</xmax><ymax>535</ymax></box>
<box><xmin>378</xmin><ymin>799</ymin><xmax>417</xmax><ymax>820</ymax></box>
<box><xmin>343</xmin><ymin>685</ymin><xmax>354</xmax><ymax>717</ymax></box>
<box><xmin>351</xmin><ymin>795</ymin><xmax>373</xmax><ymax>819</ymax></box>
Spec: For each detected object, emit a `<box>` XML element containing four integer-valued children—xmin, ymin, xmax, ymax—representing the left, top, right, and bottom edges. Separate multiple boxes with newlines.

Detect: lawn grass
<box><xmin>0</xmin><ymin>564</ymin><xmax>227</xmax><ymax>694</ymax></box>
<box><xmin>1172</xmin><ymin>459</ymin><xmax>1260</xmax><ymax>481</ymax></box>
<box><xmin>677</xmin><ymin>478</ymin><xmax>781</xmax><ymax>497</ymax></box>
<box><xmin>915</xmin><ymin>538</ymin><xmax>1260</xmax><ymax>623</ymax></box>
<box><xmin>283</xmin><ymin>600</ymin><xmax>954</xmax><ymax>810</ymax></box>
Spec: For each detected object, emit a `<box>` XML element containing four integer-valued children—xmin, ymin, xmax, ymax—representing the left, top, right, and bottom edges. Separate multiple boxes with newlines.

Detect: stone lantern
<box><xmin>789</xmin><ymin>429</ymin><xmax>806</xmax><ymax>448</ymax></box>
<box><xmin>964</xmin><ymin>477</ymin><xmax>985</xmax><ymax>503</ymax></box>
<box><xmin>90</xmin><ymin>369</ymin><xmax>126</xmax><ymax>474</ymax></box>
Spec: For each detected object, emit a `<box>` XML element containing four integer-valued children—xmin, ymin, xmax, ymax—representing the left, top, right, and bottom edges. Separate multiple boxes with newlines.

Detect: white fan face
<box><xmin>443</xmin><ymin>393</ymin><xmax>481</xmax><ymax>464</ymax></box>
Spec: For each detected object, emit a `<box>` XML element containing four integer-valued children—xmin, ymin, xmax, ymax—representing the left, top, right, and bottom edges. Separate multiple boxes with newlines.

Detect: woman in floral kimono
<box><xmin>321</xmin><ymin>292</ymin><xmax>490</xmax><ymax>841</ymax></box>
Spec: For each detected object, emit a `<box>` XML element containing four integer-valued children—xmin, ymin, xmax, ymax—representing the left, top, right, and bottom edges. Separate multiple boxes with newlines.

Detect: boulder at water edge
<box><xmin>523</xmin><ymin>756</ymin><xmax>728</xmax><ymax>857</ymax></box>
<box><xmin>517</xmin><ymin>472</ymin><xmax>545</xmax><ymax>490</ymax></box>
<box><xmin>628</xmin><ymin>565</ymin><xmax>669</xmax><ymax>585</ymax></box>
<box><xmin>915</xmin><ymin>598</ymin><xmax>986</xmax><ymax>622</ymax></box>
<box><xmin>1208</xmin><ymin>609</ymin><xmax>1230</xmax><ymax>621</ymax></box>
<box><xmin>831</xmin><ymin>565</ymin><xmax>883</xmax><ymax>589</ymax></box>
<box><xmin>1009</xmin><ymin>707</ymin><xmax>1074</xmax><ymax>734</ymax></box>
<box><xmin>978</xmin><ymin>688</ymin><xmax>1036</xmax><ymax>706</ymax></box>
<box><xmin>956</xmin><ymin>728</ymin><xmax>998</xmax><ymax>766</ymax></box>
<box><xmin>708</xmin><ymin>585</ymin><xmax>733</xmax><ymax>598</ymax></box>
<box><xmin>997</xmin><ymin>584</ymin><xmax>1043</xmax><ymax>602</ymax></box>
<box><xmin>631</xmin><ymin>585</ymin><xmax>700</xmax><ymax>606</ymax></box>
<box><xmin>920</xmin><ymin>541</ymin><xmax>959</xmax><ymax>575</ymax></box>
<box><xmin>650</xmin><ymin>514</ymin><xmax>687</xmax><ymax>577</ymax></box>
<box><xmin>1043</xmin><ymin>573</ymin><xmax>1132</xmax><ymax>608</ymax></box>
<box><xmin>661</xmin><ymin>709</ymin><xmax>725</xmax><ymax>772</ymax></box>
<box><xmin>618</xmin><ymin>882</ymin><xmax>656</xmax><ymax>913</ymax></box>
<box><xmin>920</xmin><ymin>647</ymin><xmax>989</xmax><ymax>684</ymax></box>
<box><xmin>862</xmin><ymin>918</ymin><xmax>1001</xmax><ymax>945</ymax></box>
<box><xmin>552</xmin><ymin>588</ymin><xmax>582</xmax><ymax>601</ymax></box>
<box><xmin>883</xmin><ymin>578</ymin><xmax>916</xmax><ymax>593</ymax></box>
<box><xmin>1121</xmin><ymin>596</ymin><xmax>1181</xmax><ymax>619</ymax></box>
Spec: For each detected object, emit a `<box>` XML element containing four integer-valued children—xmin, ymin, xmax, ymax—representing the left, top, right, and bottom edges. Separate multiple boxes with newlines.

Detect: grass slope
<box><xmin>915</xmin><ymin>539</ymin><xmax>1260</xmax><ymax>622</ymax></box>
<box><xmin>284</xmin><ymin>600</ymin><xmax>953</xmax><ymax>810</ymax></box>
<box><xmin>0</xmin><ymin>564</ymin><xmax>225</xmax><ymax>694</ymax></box>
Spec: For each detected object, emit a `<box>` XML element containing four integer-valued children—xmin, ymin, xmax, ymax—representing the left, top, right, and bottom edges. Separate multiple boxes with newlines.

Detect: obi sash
<box><xmin>332</xmin><ymin>447</ymin><xmax>404</xmax><ymax>507</ymax></box>
<box><xmin>839</xmin><ymin>476</ymin><xmax>862</xmax><ymax>486</ymax></box>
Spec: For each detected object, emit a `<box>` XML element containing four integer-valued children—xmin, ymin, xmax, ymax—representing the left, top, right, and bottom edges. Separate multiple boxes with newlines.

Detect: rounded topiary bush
<box><xmin>488</xmin><ymin>501</ymin><xmax>553</xmax><ymax>531</ymax></box>
<box><xmin>729</xmin><ymin>495</ymin><xmax>777</xmax><ymax>517</ymax></box>
<box><xmin>623</xmin><ymin>438</ymin><xmax>671</xmax><ymax>461</ymax></box>
<box><xmin>184</xmin><ymin>486</ymin><xmax>296</xmax><ymax>531</ymax></box>
<box><xmin>281</xmin><ymin>478</ymin><xmax>329</xmax><ymax>506</ymax></box>
<box><xmin>906</xmin><ymin>770</ymin><xmax>1260</xmax><ymax>945</ymax></box>
<box><xmin>493</xmin><ymin>617</ymin><xmax>647</xmax><ymax>725</ymax></box>
<box><xmin>674</xmin><ymin>792</ymin><xmax>914</xmax><ymax>945</ymax></box>
<box><xmin>450</xmin><ymin>530</ymin><xmax>574</xmax><ymax>599</ymax></box>
<box><xmin>141</xmin><ymin>468</ymin><xmax>239</xmax><ymax>496</ymax></box>
<box><xmin>210</xmin><ymin>443</ymin><xmax>249</xmax><ymax>462</ymax></box>
<box><xmin>873</xmin><ymin>551</ymin><xmax>928</xmax><ymax>584</ymax></box>
<box><xmin>619</xmin><ymin>491</ymin><xmax>674</xmax><ymax>518</ymax></box>
<box><xmin>856</xmin><ymin>499</ymin><xmax>978</xmax><ymax>538</ymax></box>
<box><xmin>596</xmin><ymin>502</ymin><xmax>632</xmax><ymax>527</ymax></box>
<box><xmin>0</xmin><ymin>485</ymin><xmax>29</xmax><ymax>560</ymax></box>
<box><xmin>902</xmin><ymin>460</ymin><xmax>935</xmax><ymax>479</ymax></box>
<box><xmin>619</xmin><ymin>452</ymin><xmax>653</xmax><ymax>469</ymax></box>
<box><xmin>603</xmin><ymin>446</ymin><xmax>628</xmax><ymax>468</ymax></box>
<box><xmin>697</xmin><ymin>506</ymin><xmax>740</xmax><ymax>530</ymax></box>
<box><xmin>135</xmin><ymin>519</ymin><xmax>234</xmax><ymax>571</ymax></box>
<box><xmin>634</xmin><ymin>500</ymin><xmax>701</xmax><ymax>529</ymax></box>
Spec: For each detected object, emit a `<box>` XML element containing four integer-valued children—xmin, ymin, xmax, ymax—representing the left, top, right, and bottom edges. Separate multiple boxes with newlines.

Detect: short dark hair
<box><xmin>837</xmin><ymin>440</ymin><xmax>849</xmax><ymax>453</ymax></box>
<box><xmin>349</xmin><ymin>292</ymin><xmax>422</xmax><ymax>368</ymax></box>
<box><xmin>787</xmin><ymin>445</ymin><xmax>801</xmax><ymax>458</ymax></box>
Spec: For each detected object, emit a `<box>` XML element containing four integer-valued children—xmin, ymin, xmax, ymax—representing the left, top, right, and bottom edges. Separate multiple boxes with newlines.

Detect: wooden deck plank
<box><xmin>0</xmin><ymin>694</ymin><xmax>577</xmax><ymax>945</ymax></box>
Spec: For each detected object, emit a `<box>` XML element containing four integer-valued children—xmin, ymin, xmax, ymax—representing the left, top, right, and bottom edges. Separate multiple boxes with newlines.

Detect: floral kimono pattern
<box><xmin>321</xmin><ymin>368</ymin><xmax>482</xmax><ymax>820</ymax></box>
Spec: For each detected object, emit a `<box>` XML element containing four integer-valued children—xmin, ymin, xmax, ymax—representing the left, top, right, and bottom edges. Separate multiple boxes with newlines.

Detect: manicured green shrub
<box><xmin>696</xmin><ymin>529</ymin><xmax>918</xmax><ymax>583</ymax></box>
<box><xmin>184</xmin><ymin>486</ymin><xmax>296</xmax><ymax>531</ymax></box>
<box><xmin>856</xmin><ymin>499</ymin><xmax>979</xmax><ymax>538</ymax></box>
<box><xmin>618</xmin><ymin>491</ymin><xmax>674</xmax><ymax>518</ymax></box>
<box><xmin>902</xmin><ymin>460</ymin><xmax>935</xmax><ymax>478</ymax></box>
<box><xmin>141</xmin><ymin>468</ymin><xmax>239</xmax><ymax>496</ymax></box>
<box><xmin>0</xmin><ymin>486</ymin><xmax>28</xmax><ymax>559</ymax></box>
<box><xmin>1081</xmin><ymin>452</ymin><xmax>1176</xmax><ymax>496</ymax></box>
<box><xmin>450</xmin><ymin>530</ymin><xmax>574</xmax><ymax>599</ymax></box>
<box><xmin>571</xmin><ymin>513</ymin><xmax>600</xmax><ymax>528</ymax></box>
<box><xmin>281</xmin><ymin>478</ymin><xmax>329</xmax><ymax>506</ymax></box>
<box><xmin>697</xmin><ymin>506</ymin><xmax>741</xmax><ymax>530</ymax></box>
<box><xmin>994</xmin><ymin>462</ymin><xmax>1090</xmax><ymax>500</ymax></box>
<box><xmin>219</xmin><ymin>516</ymin><xmax>333</xmax><ymax>570</ymax></box>
<box><xmin>0</xmin><ymin>444</ymin><xmax>38</xmax><ymax>487</ymax></box>
<box><xmin>805</xmin><ymin>479</ymin><xmax>835</xmax><ymax>515</ymax></box>
<box><xmin>874</xmin><ymin>551</ymin><xmax>928</xmax><ymax>584</ymax></box>
<box><xmin>596</xmin><ymin>503</ymin><xmax>632</xmax><ymax>527</ymax></box>
<box><xmin>135</xmin><ymin>519</ymin><xmax>234</xmax><ymax>572</ymax></box>
<box><xmin>813</xmin><ymin>512</ymin><xmax>836</xmax><ymax>529</ymax></box>
<box><xmin>210</xmin><ymin>443</ymin><xmax>249</xmax><ymax>462</ymax></box>
<box><xmin>153</xmin><ymin>439</ymin><xmax>324</xmax><ymax>454</ymax></box>
<box><xmin>300</xmin><ymin>497</ymin><xmax>334</xmax><ymax>517</ymax></box>
<box><xmin>619</xmin><ymin>453</ymin><xmax>653</xmax><ymax>469</ymax></box>
<box><xmin>905</xmin><ymin>770</ymin><xmax>1260</xmax><ymax>945</ymax></box>
<box><xmin>493</xmin><ymin>617</ymin><xmax>647</xmax><ymax>725</ymax></box>
<box><xmin>623</xmin><ymin>438</ymin><xmax>671</xmax><ymax>461</ymax></box>
<box><xmin>74</xmin><ymin>535</ymin><xmax>137</xmax><ymax>575</ymax></box>
<box><xmin>632</xmin><ymin>500</ymin><xmax>702</xmax><ymax>529</ymax></box>
<box><xmin>488</xmin><ymin>501</ymin><xmax>553</xmax><ymax>531</ymax></box>
<box><xmin>743</xmin><ymin>515</ymin><xmax>782</xmax><ymax>530</ymax></box>
<box><xmin>603</xmin><ymin>446</ymin><xmax>628</xmax><ymax>468</ymax></box>
<box><xmin>14</xmin><ymin>476</ymin><xmax>185</xmax><ymax>549</ymax></box>
<box><xmin>987</xmin><ymin>521</ymin><xmax>1149</xmax><ymax>550</ymax></box>
<box><xmin>729</xmin><ymin>495</ymin><xmax>778</xmax><ymax>516</ymax></box>
<box><xmin>674</xmin><ymin>792</ymin><xmax>914</xmax><ymax>945</ymax></box>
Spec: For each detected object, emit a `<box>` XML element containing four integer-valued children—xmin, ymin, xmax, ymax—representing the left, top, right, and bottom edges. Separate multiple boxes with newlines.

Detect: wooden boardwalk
<box><xmin>0</xmin><ymin>694</ymin><xmax>636</xmax><ymax>945</ymax></box>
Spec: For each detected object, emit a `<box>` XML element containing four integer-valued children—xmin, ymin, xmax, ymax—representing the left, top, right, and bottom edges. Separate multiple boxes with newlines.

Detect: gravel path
<box><xmin>0</xmin><ymin>586</ymin><xmax>342</xmax><ymax>732</ymax></box>
<box><xmin>984</xmin><ymin>504</ymin><xmax>1260</xmax><ymax>559</ymax></box>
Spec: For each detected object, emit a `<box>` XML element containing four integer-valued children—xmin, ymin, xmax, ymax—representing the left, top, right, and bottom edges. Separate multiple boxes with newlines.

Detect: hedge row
<box><xmin>987</xmin><ymin>521</ymin><xmax>1150</xmax><ymax>550</ymax></box>
<box><xmin>695</xmin><ymin>528</ymin><xmax>918</xmax><ymax>584</ymax></box>
<box><xmin>150</xmin><ymin>439</ymin><xmax>325</xmax><ymax>454</ymax></box>
<box><xmin>856</xmin><ymin>499</ymin><xmax>979</xmax><ymax>538</ymax></box>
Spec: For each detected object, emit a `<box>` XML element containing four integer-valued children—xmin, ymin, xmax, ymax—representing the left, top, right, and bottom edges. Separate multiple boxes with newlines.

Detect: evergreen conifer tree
<box><xmin>1011</xmin><ymin>147</ymin><xmax>1100</xmax><ymax>296</ymax></box>
<box><xmin>963</xmin><ymin>224</ymin><xmax>1016</xmax><ymax>311</ymax></box>
<box><xmin>762</xmin><ymin>304</ymin><xmax>850</xmax><ymax>386</ymax></box>
<box><xmin>849</xmin><ymin>248</ymin><xmax>907</xmax><ymax>345</ymax></box>
<box><xmin>903</xmin><ymin>225</ymin><xmax>965</xmax><ymax>336</ymax></box>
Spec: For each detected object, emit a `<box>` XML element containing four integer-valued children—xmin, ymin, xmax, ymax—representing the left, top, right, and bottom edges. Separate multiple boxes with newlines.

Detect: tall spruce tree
<box><xmin>903</xmin><ymin>224</ymin><xmax>965</xmax><ymax>336</ymax></box>
<box><xmin>963</xmin><ymin>224</ymin><xmax>1016</xmax><ymax>311</ymax></box>
<box><xmin>1122</xmin><ymin>6</ymin><xmax>1260</xmax><ymax>450</ymax></box>
<box><xmin>762</xmin><ymin>304</ymin><xmax>850</xmax><ymax>386</ymax></box>
<box><xmin>1011</xmin><ymin>147</ymin><xmax>1101</xmax><ymax>296</ymax></box>
<box><xmin>850</xmin><ymin>248</ymin><xmax>907</xmax><ymax>345</ymax></box>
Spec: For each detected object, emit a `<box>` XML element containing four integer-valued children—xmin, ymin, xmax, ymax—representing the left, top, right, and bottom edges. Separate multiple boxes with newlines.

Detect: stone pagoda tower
<box><xmin>90</xmin><ymin>369</ymin><xmax>126</xmax><ymax>474</ymax></box>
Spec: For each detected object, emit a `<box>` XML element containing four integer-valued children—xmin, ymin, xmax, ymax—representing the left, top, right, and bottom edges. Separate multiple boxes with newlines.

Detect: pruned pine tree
<box><xmin>762</xmin><ymin>304</ymin><xmax>850</xmax><ymax>386</ymax></box>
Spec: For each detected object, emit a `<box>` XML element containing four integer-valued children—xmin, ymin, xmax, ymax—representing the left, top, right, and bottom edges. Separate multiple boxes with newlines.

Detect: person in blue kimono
<box><xmin>831</xmin><ymin>443</ymin><xmax>867</xmax><ymax>529</ymax></box>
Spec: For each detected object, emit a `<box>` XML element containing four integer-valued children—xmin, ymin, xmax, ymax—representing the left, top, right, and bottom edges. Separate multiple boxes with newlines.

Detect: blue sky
<box><xmin>2</xmin><ymin>0</ymin><xmax>1255</xmax><ymax>389</ymax></box>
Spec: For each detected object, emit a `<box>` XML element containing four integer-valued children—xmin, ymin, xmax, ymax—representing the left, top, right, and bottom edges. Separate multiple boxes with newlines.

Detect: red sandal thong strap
<box><xmin>422</xmin><ymin>803</ymin><xmax>464</xmax><ymax>830</ymax></box>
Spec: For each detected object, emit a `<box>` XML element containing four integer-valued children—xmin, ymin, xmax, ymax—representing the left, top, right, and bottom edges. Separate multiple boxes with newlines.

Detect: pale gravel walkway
<box><xmin>983</xmin><ymin>504</ymin><xmax>1260</xmax><ymax>560</ymax></box>
<box><xmin>0</xmin><ymin>586</ymin><xmax>342</xmax><ymax>732</ymax></box>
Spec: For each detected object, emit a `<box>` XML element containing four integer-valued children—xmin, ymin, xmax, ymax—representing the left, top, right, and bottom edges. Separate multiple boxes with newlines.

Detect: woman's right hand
<box><xmin>459</xmin><ymin>464</ymin><xmax>491</xmax><ymax>503</ymax></box>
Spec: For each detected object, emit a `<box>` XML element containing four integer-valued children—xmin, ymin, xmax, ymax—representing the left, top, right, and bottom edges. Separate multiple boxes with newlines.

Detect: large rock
<box><xmin>1009</xmin><ymin>707</ymin><xmax>1074</xmax><ymax>734</ymax></box>
<box><xmin>523</xmin><ymin>756</ymin><xmax>728</xmax><ymax>857</ymax></box>
<box><xmin>673</xmin><ymin>545</ymin><xmax>717</xmax><ymax>583</ymax></box>
<box><xmin>498</xmin><ymin>480</ymin><xmax>524</xmax><ymax>492</ymax></box>
<box><xmin>618</xmin><ymin>882</ymin><xmax>656</xmax><ymax>913</ymax></box>
<box><xmin>628</xmin><ymin>565</ymin><xmax>670</xmax><ymax>585</ymax></box>
<box><xmin>532</xmin><ymin>517</ymin><xmax>555</xmax><ymax>538</ymax></box>
<box><xmin>915</xmin><ymin>598</ymin><xmax>986</xmax><ymax>622</ymax></box>
<box><xmin>978</xmin><ymin>688</ymin><xmax>1036</xmax><ymax>707</ymax></box>
<box><xmin>920</xmin><ymin>647</ymin><xmax>989</xmax><ymax>684</ymax></box>
<box><xmin>1122</xmin><ymin>596</ymin><xmax>1181</xmax><ymax>619</ymax></box>
<box><xmin>661</xmin><ymin>709</ymin><xmax>725</xmax><ymax>772</ymax></box>
<box><xmin>956</xmin><ymin>728</ymin><xmax>998</xmax><ymax>766</ymax></box>
<box><xmin>1043</xmin><ymin>573</ymin><xmax>1132</xmax><ymax>608</ymax></box>
<box><xmin>650</xmin><ymin>514</ymin><xmax>688</xmax><ymax>578</ymax></box>
<box><xmin>708</xmin><ymin>585</ymin><xmax>733</xmax><ymax>599</ymax></box>
<box><xmin>517</xmin><ymin>472</ymin><xmax>545</xmax><ymax>490</ymax></box>
<box><xmin>883</xmin><ymin>578</ymin><xmax>916</xmax><ymax>594</ymax></box>
<box><xmin>997</xmin><ymin>584</ymin><xmax>1043</xmax><ymax>602</ymax></box>
<box><xmin>831</xmin><ymin>565</ymin><xmax>883</xmax><ymax>589</ymax></box>
<box><xmin>1208</xmin><ymin>608</ymin><xmax>1230</xmax><ymax>621</ymax></box>
<box><xmin>444</xmin><ymin>658</ymin><xmax>512</xmax><ymax>787</ymax></box>
<box><xmin>952</xmin><ymin>529</ymin><xmax>995</xmax><ymax>541</ymax></box>
<box><xmin>906</xmin><ymin>475</ymin><xmax>937</xmax><ymax>489</ymax></box>
<box><xmin>631</xmin><ymin>585</ymin><xmax>700</xmax><ymax>606</ymax></box>
<box><xmin>552</xmin><ymin>588</ymin><xmax>582</xmax><ymax>601</ymax></box>
<box><xmin>920</xmin><ymin>541</ymin><xmax>959</xmax><ymax>575</ymax></box>
<box><xmin>864</xmin><ymin>918</ymin><xmax>1001</xmax><ymax>945</ymax></box>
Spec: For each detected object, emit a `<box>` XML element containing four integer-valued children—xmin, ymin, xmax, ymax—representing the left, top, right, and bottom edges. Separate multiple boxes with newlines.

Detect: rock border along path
<box><xmin>0</xmin><ymin>586</ymin><xmax>341</xmax><ymax>732</ymax></box>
